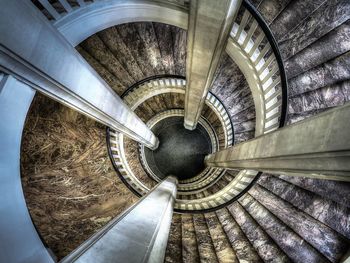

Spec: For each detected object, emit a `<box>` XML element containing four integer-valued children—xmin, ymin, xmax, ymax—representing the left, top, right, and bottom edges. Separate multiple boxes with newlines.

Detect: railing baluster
<box><xmin>38</xmin><ymin>0</ymin><xmax>61</xmax><ymax>20</ymax></box>
<box><xmin>235</xmin><ymin>10</ymin><xmax>250</xmax><ymax>42</ymax></box>
<box><xmin>266</xmin><ymin>100</ymin><xmax>282</xmax><ymax>113</ymax></box>
<box><xmin>242</xmin><ymin>20</ymin><xmax>258</xmax><ymax>48</ymax></box>
<box><xmin>265</xmin><ymin>111</ymin><xmax>280</xmax><ymax>123</ymax></box>
<box><xmin>253</xmin><ymin>43</ymin><xmax>270</xmax><ymax>65</ymax></box>
<box><xmin>261</xmin><ymin>64</ymin><xmax>278</xmax><ymax>84</ymax></box>
<box><xmin>248</xmin><ymin>31</ymin><xmax>264</xmax><ymax>57</ymax></box>
<box><xmin>264</xmin><ymin>122</ymin><xmax>279</xmax><ymax>132</ymax></box>
<box><xmin>265</xmin><ymin>90</ymin><xmax>281</xmax><ymax>104</ymax></box>
<box><xmin>258</xmin><ymin>55</ymin><xmax>275</xmax><ymax>75</ymax></box>
<box><xmin>58</xmin><ymin>0</ymin><xmax>73</xmax><ymax>13</ymax></box>
<box><xmin>77</xmin><ymin>0</ymin><xmax>86</xmax><ymax>7</ymax></box>
<box><xmin>263</xmin><ymin>77</ymin><xmax>281</xmax><ymax>94</ymax></box>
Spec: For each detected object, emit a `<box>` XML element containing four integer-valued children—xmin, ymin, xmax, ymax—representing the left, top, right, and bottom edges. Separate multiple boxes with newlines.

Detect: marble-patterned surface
<box><xmin>211</xmin><ymin>54</ymin><xmax>256</xmax><ymax>143</ymax></box>
<box><xmin>116</xmin><ymin>23</ymin><xmax>157</xmax><ymax>78</ymax></box>
<box><xmin>270</xmin><ymin>0</ymin><xmax>325</xmax><ymax>42</ymax></box>
<box><xmin>214</xmin><ymin>175</ymin><xmax>232</xmax><ymax>191</ymax></box>
<box><xmin>258</xmin><ymin>0</ymin><xmax>291</xmax><ymax>25</ymax></box>
<box><xmin>249</xmin><ymin>186</ymin><xmax>348</xmax><ymax>262</ymax></box>
<box><xmin>284</xmin><ymin>20</ymin><xmax>350</xmax><ymax>79</ymax></box>
<box><xmin>286</xmin><ymin>108</ymin><xmax>329</xmax><ymax>124</ymax></box>
<box><xmin>234</xmin><ymin>131</ymin><xmax>255</xmax><ymax>143</ymax></box>
<box><xmin>234</xmin><ymin>119</ymin><xmax>255</xmax><ymax>134</ymax></box>
<box><xmin>212</xmin><ymin>56</ymin><xmax>254</xmax><ymax>118</ymax></box>
<box><xmin>21</xmin><ymin>94</ymin><xmax>138</xmax><ymax>260</ymax></box>
<box><xmin>204</xmin><ymin>212</ymin><xmax>238</xmax><ymax>263</ymax></box>
<box><xmin>206</xmin><ymin>184</ymin><xmax>222</xmax><ymax>196</ymax></box>
<box><xmin>228</xmin><ymin>202</ymin><xmax>291</xmax><ymax>263</ymax></box>
<box><xmin>288</xmin><ymin>80</ymin><xmax>350</xmax><ymax>115</ymax></box>
<box><xmin>135</xmin><ymin>23</ymin><xmax>166</xmax><ymax>75</ymax></box>
<box><xmin>134</xmin><ymin>100</ymin><xmax>157</xmax><ymax>122</ymax></box>
<box><xmin>80</xmin><ymin>34</ymin><xmax>135</xmax><ymax>87</ymax></box>
<box><xmin>278</xmin><ymin>175</ymin><xmax>350</xmax><ymax>209</ymax></box>
<box><xmin>287</xmin><ymin>80</ymin><xmax>350</xmax><ymax>124</ymax></box>
<box><xmin>239</xmin><ymin>194</ymin><xmax>329</xmax><ymax>263</ymax></box>
<box><xmin>98</xmin><ymin>27</ymin><xmax>145</xmax><ymax>82</ymax></box>
<box><xmin>211</xmin><ymin>54</ymin><xmax>245</xmax><ymax>96</ymax></box>
<box><xmin>165</xmin><ymin>213</ymin><xmax>183</xmax><ymax>263</ymax></box>
<box><xmin>279</xmin><ymin>0</ymin><xmax>350</xmax><ymax>59</ymax></box>
<box><xmin>182</xmin><ymin>214</ymin><xmax>200</xmax><ymax>263</ymax></box>
<box><xmin>231</xmin><ymin>105</ymin><xmax>256</xmax><ymax>124</ymax></box>
<box><xmin>171</xmin><ymin>27</ymin><xmax>187</xmax><ymax>76</ymax></box>
<box><xmin>216</xmin><ymin>208</ymin><xmax>261</xmax><ymax>262</ymax></box>
<box><xmin>77</xmin><ymin>46</ymin><xmax>125</xmax><ymax>96</ymax></box>
<box><xmin>153</xmin><ymin>23</ymin><xmax>176</xmax><ymax>75</ymax></box>
<box><xmin>78</xmin><ymin>22</ymin><xmax>186</xmax><ymax>88</ymax></box>
<box><xmin>288</xmin><ymin>52</ymin><xmax>350</xmax><ymax>97</ymax></box>
<box><xmin>258</xmin><ymin>174</ymin><xmax>350</xmax><ymax>239</ymax></box>
<box><xmin>192</xmin><ymin>214</ymin><xmax>219</xmax><ymax>263</ymax></box>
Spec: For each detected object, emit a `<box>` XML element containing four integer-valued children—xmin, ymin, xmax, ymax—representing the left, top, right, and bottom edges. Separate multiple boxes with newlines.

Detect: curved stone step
<box><xmin>164</xmin><ymin>213</ymin><xmax>182</xmax><ymax>263</ymax></box>
<box><xmin>270</xmin><ymin>0</ymin><xmax>325</xmax><ymax>42</ymax></box>
<box><xmin>239</xmin><ymin>194</ymin><xmax>332</xmax><ymax>262</ymax></box>
<box><xmin>182</xmin><ymin>214</ymin><xmax>200</xmax><ymax>263</ymax></box>
<box><xmin>288</xmin><ymin>52</ymin><xmax>350</xmax><ymax>97</ymax></box>
<box><xmin>278</xmin><ymin>0</ymin><xmax>350</xmax><ymax>60</ymax></box>
<box><xmin>228</xmin><ymin>202</ymin><xmax>291</xmax><ymax>263</ymax></box>
<box><xmin>284</xmin><ymin>20</ymin><xmax>350</xmax><ymax>79</ymax></box>
<box><xmin>216</xmin><ymin>208</ymin><xmax>262</xmax><ymax>262</ymax></box>
<box><xmin>255</xmin><ymin>0</ymin><xmax>291</xmax><ymax>25</ymax></box>
<box><xmin>249</xmin><ymin>185</ymin><xmax>348</xmax><ymax>262</ymax></box>
<box><xmin>193</xmin><ymin>214</ymin><xmax>219</xmax><ymax>263</ymax></box>
<box><xmin>204</xmin><ymin>212</ymin><xmax>238</xmax><ymax>263</ymax></box>
<box><xmin>258</xmin><ymin>174</ymin><xmax>350</xmax><ymax>239</ymax></box>
<box><xmin>278</xmin><ymin>175</ymin><xmax>350</xmax><ymax>209</ymax></box>
<box><xmin>80</xmin><ymin>34</ymin><xmax>135</xmax><ymax>87</ymax></box>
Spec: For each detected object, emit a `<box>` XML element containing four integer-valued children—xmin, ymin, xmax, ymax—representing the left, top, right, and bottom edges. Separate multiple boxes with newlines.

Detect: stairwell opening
<box><xmin>144</xmin><ymin>116</ymin><xmax>212</xmax><ymax>180</ymax></box>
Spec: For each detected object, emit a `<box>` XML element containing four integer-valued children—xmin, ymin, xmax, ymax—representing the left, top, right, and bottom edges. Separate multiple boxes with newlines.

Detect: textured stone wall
<box><xmin>78</xmin><ymin>22</ymin><xmax>256</xmax><ymax>145</ymax></box>
<box><xmin>21</xmin><ymin>94</ymin><xmax>138</xmax><ymax>259</ymax></box>
<box><xmin>78</xmin><ymin>22</ymin><xmax>187</xmax><ymax>96</ymax></box>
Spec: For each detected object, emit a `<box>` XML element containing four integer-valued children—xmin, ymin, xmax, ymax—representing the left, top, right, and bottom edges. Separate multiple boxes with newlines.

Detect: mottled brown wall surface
<box><xmin>77</xmin><ymin>22</ymin><xmax>255</xmax><ymax>144</ymax></box>
<box><xmin>78</xmin><ymin>22</ymin><xmax>187</xmax><ymax>96</ymax></box>
<box><xmin>21</xmin><ymin>94</ymin><xmax>138</xmax><ymax>260</ymax></box>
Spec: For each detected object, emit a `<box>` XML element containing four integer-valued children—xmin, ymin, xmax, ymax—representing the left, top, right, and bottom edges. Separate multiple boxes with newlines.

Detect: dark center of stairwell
<box><xmin>144</xmin><ymin>116</ymin><xmax>212</xmax><ymax>180</ymax></box>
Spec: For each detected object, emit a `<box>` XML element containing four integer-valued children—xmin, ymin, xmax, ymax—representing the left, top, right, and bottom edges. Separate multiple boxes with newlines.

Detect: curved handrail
<box><xmin>174</xmin><ymin>173</ymin><xmax>261</xmax><ymax>214</ymax></box>
<box><xmin>243</xmin><ymin>0</ymin><xmax>288</xmax><ymax>127</ymax></box>
<box><xmin>121</xmin><ymin>74</ymin><xmax>185</xmax><ymax>98</ymax></box>
<box><xmin>106</xmin><ymin>127</ymin><xmax>142</xmax><ymax>197</ymax></box>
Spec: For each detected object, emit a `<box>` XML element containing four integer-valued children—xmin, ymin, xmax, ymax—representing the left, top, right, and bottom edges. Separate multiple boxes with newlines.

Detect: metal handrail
<box><xmin>243</xmin><ymin>0</ymin><xmax>288</xmax><ymax>127</ymax></box>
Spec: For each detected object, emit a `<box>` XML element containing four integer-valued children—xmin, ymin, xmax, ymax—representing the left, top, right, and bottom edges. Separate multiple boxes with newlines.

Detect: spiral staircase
<box><xmin>0</xmin><ymin>0</ymin><xmax>350</xmax><ymax>262</ymax></box>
